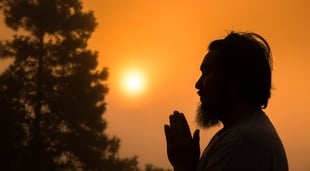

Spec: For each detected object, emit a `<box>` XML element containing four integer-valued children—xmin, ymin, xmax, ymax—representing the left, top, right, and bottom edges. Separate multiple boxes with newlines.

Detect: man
<box><xmin>164</xmin><ymin>32</ymin><xmax>288</xmax><ymax>171</ymax></box>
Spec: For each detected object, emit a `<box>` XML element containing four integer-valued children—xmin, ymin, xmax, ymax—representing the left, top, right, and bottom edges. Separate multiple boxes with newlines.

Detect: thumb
<box><xmin>193</xmin><ymin>129</ymin><xmax>200</xmax><ymax>144</ymax></box>
<box><xmin>193</xmin><ymin>129</ymin><xmax>200</xmax><ymax>156</ymax></box>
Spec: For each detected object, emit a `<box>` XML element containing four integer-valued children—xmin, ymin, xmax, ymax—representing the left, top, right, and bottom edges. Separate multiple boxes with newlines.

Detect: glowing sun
<box><xmin>121</xmin><ymin>70</ymin><xmax>146</xmax><ymax>96</ymax></box>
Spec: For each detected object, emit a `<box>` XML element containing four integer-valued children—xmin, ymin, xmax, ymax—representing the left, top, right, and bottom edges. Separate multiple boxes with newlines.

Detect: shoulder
<box><xmin>222</xmin><ymin>112</ymin><xmax>284</xmax><ymax>153</ymax></box>
<box><xmin>199</xmin><ymin>112</ymin><xmax>288</xmax><ymax>171</ymax></box>
<box><xmin>219</xmin><ymin>112</ymin><xmax>288</xmax><ymax>169</ymax></box>
<box><xmin>231</xmin><ymin>112</ymin><xmax>281</xmax><ymax>144</ymax></box>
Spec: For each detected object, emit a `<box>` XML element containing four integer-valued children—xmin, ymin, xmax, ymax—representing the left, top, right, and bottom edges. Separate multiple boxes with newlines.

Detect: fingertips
<box><xmin>171</xmin><ymin>111</ymin><xmax>186</xmax><ymax>123</ymax></box>
<box><xmin>164</xmin><ymin>124</ymin><xmax>170</xmax><ymax>133</ymax></box>
<box><xmin>173</xmin><ymin>111</ymin><xmax>185</xmax><ymax>118</ymax></box>
<box><xmin>193</xmin><ymin>129</ymin><xmax>200</xmax><ymax>142</ymax></box>
<box><xmin>173</xmin><ymin>110</ymin><xmax>180</xmax><ymax>115</ymax></box>
<box><xmin>169</xmin><ymin>114</ymin><xmax>176</xmax><ymax>128</ymax></box>
<box><xmin>169</xmin><ymin>111</ymin><xmax>184</xmax><ymax>127</ymax></box>
<box><xmin>173</xmin><ymin>111</ymin><xmax>187</xmax><ymax>123</ymax></box>
<box><xmin>164</xmin><ymin>124</ymin><xmax>170</xmax><ymax>131</ymax></box>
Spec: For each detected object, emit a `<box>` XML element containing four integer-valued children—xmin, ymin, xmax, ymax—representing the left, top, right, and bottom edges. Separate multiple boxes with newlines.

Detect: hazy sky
<box><xmin>1</xmin><ymin>0</ymin><xmax>310</xmax><ymax>170</ymax></box>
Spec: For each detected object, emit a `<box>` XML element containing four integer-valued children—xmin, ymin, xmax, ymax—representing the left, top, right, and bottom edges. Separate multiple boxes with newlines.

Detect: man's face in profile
<box><xmin>195</xmin><ymin>50</ymin><xmax>228</xmax><ymax>128</ymax></box>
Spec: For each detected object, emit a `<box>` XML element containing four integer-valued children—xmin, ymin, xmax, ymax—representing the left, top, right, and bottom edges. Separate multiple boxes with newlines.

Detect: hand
<box><xmin>164</xmin><ymin>111</ymin><xmax>200</xmax><ymax>171</ymax></box>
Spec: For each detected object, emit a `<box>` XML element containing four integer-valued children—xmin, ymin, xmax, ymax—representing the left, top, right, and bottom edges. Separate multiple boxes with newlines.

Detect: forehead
<box><xmin>200</xmin><ymin>50</ymin><xmax>221</xmax><ymax>71</ymax></box>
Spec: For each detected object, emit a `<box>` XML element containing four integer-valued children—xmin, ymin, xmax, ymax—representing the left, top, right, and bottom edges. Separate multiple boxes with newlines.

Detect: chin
<box><xmin>196</xmin><ymin>102</ymin><xmax>221</xmax><ymax>129</ymax></box>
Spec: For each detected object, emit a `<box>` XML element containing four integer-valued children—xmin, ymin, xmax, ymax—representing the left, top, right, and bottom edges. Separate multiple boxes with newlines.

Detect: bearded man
<box><xmin>164</xmin><ymin>32</ymin><xmax>288</xmax><ymax>171</ymax></box>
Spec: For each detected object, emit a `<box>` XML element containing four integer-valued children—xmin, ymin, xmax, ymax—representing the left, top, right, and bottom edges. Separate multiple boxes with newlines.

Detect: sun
<box><xmin>121</xmin><ymin>70</ymin><xmax>146</xmax><ymax>96</ymax></box>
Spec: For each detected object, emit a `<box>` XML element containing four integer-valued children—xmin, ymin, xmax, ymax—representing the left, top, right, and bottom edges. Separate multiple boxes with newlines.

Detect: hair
<box><xmin>208</xmin><ymin>32</ymin><xmax>272</xmax><ymax>109</ymax></box>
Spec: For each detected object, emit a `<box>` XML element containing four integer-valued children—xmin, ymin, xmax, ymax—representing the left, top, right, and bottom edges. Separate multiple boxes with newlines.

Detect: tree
<box><xmin>0</xmin><ymin>0</ymin><xmax>139</xmax><ymax>170</ymax></box>
<box><xmin>144</xmin><ymin>164</ymin><xmax>172</xmax><ymax>171</ymax></box>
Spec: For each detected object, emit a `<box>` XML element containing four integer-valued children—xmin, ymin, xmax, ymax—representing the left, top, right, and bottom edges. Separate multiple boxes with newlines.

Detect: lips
<box><xmin>197</xmin><ymin>92</ymin><xmax>202</xmax><ymax>98</ymax></box>
<box><xmin>197</xmin><ymin>91</ymin><xmax>202</xmax><ymax>96</ymax></box>
<box><xmin>198</xmin><ymin>91</ymin><xmax>205</xmax><ymax>102</ymax></box>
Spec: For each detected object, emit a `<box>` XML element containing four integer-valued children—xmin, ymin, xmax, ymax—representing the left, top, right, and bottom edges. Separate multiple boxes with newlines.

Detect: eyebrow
<box><xmin>200</xmin><ymin>63</ymin><xmax>206</xmax><ymax>71</ymax></box>
<box><xmin>200</xmin><ymin>63</ymin><xmax>208</xmax><ymax>73</ymax></box>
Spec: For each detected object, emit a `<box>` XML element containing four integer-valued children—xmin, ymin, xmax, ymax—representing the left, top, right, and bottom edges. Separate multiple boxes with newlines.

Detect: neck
<box><xmin>220</xmin><ymin>100</ymin><xmax>261</xmax><ymax>129</ymax></box>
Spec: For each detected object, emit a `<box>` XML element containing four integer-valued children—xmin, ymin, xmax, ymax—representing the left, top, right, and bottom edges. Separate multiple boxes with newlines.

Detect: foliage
<box><xmin>144</xmin><ymin>164</ymin><xmax>172</xmax><ymax>171</ymax></box>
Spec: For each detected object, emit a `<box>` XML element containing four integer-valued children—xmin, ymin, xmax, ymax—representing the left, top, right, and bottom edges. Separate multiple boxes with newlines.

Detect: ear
<box><xmin>227</xmin><ymin>79</ymin><xmax>240</xmax><ymax>96</ymax></box>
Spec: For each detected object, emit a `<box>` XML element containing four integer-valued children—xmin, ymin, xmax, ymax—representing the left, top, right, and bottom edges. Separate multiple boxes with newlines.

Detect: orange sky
<box><xmin>1</xmin><ymin>0</ymin><xmax>310</xmax><ymax>170</ymax></box>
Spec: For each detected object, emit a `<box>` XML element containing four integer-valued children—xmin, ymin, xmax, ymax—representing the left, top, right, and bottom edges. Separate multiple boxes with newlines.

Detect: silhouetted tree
<box><xmin>0</xmin><ymin>0</ymin><xmax>140</xmax><ymax>170</ymax></box>
<box><xmin>145</xmin><ymin>164</ymin><xmax>172</xmax><ymax>171</ymax></box>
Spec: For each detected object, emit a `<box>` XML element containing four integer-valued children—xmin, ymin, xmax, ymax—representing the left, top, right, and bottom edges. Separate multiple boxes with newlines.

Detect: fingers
<box><xmin>169</xmin><ymin>111</ymin><xmax>186</xmax><ymax>129</ymax></box>
<box><xmin>164</xmin><ymin>124</ymin><xmax>172</xmax><ymax>141</ymax></box>
<box><xmin>164</xmin><ymin>114</ymin><xmax>201</xmax><ymax>167</ymax></box>
<box><xmin>169</xmin><ymin>111</ymin><xmax>192</xmax><ymax>138</ymax></box>
<box><xmin>169</xmin><ymin>112</ymin><xmax>177</xmax><ymax>128</ymax></box>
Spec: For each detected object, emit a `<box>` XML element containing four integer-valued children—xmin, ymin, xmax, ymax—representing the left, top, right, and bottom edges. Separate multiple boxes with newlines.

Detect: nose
<box><xmin>195</xmin><ymin>76</ymin><xmax>202</xmax><ymax>90</ymax></box>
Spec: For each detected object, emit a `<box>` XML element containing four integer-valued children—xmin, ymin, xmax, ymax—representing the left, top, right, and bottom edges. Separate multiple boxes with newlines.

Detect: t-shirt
<box><xmin>196</xmin><ymin>111</ymin><xmax>288</xmax><ymax>171</ymax></box>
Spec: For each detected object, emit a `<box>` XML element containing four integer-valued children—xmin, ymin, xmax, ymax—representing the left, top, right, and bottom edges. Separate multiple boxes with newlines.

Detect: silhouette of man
<box><xmin>164</xmin><ymin>32</ymin><xmax>288</xmax><ymax>171</ymax></box>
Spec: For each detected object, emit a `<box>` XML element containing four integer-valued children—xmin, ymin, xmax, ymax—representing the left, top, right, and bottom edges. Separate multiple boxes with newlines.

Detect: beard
<box><xmin>196</xmin><ymin>101</ymin><xmax>221</xmax><ymax>129</ymax></box>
